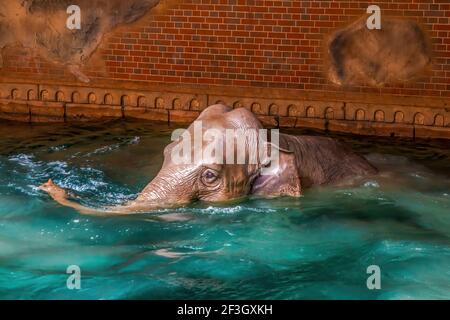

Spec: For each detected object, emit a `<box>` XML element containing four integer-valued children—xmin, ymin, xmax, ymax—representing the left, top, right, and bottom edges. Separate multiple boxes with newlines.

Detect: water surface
<box><xmin>0</xmin><ymin>120</ymin><xmax>449</xmax><ymax>300</ymax></box>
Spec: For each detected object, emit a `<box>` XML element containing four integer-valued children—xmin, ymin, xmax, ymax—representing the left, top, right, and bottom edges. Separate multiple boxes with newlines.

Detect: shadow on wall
<box><xmin>328</xmin><ymin>16</ymin><xmax>432</xmax><ymax>87</ymax></box>
<box><xmin>0</xmin><ymin>0</ymin><xmax>160</xmax><ymax>83</ymax></box>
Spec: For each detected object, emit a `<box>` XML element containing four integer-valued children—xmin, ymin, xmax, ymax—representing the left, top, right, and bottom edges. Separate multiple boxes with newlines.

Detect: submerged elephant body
<box><xmin>40</xmin><ymin>105</ymin><xmax>377</xmax><ymax>215</ymax></box>
<box><xmin>252</xmin><ymin>133</ymin><xmax>376</xmax><ymax>196</ymax></box>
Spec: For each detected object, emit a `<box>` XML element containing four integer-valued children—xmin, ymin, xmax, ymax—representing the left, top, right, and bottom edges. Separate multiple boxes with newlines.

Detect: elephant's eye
<box><xmin>201</xmin><ymin>169</ymin><xmax>219</xmax><ymax>185</ymax></box>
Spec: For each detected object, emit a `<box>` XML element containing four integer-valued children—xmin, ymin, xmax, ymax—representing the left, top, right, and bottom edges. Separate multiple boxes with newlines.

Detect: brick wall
<box><xmin>2</xmin><ymin>0</ymin><xmax>450</xmax><ymax>98</ymax></box>
<box><xmin>1</xmin><ymin>0</ymin><xmax>450</xmax><ymax>139</ymax></box>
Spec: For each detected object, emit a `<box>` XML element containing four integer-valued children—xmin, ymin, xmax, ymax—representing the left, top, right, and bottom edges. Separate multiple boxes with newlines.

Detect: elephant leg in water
<box><xmin>39</xmin><ymin>104</ymin><xmax>377</xmax><ymax>216</ymax></box>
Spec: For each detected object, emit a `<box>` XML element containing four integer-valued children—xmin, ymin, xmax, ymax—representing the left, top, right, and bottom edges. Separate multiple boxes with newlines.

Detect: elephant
<box><xmin>39</xmin><ymin>104</ymin><xmax>377</xmax><ymax>215</ymax></box>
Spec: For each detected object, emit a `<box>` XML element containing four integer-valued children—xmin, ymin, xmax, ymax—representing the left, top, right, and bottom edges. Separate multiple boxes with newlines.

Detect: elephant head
<box><xmin>135</xmin><ymin>104</ymin><xmax>295</xmax><ymax>208</ymax></box>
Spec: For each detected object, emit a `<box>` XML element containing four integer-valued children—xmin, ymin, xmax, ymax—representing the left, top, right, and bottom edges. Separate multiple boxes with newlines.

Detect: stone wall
<box><xmin>0</xmin><ymin>0</ymin><xmax>450</xmax><ymax>139</ymax></box>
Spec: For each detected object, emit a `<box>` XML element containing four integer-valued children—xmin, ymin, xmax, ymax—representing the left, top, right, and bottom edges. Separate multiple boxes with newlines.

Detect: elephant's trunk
<box><xmin>135</xmin><ymin>165</ymin><xmax>198</xmax><ymax>209</ymax></box>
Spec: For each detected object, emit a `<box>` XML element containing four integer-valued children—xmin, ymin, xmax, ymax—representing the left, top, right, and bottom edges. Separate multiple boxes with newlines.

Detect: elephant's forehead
<box><xmin>186</xmin><ymin>118</ymin><xmax>228</xmax><ymax>131</ymax></box>
<box><xmin>186</xmin><ymin>119</ymin><xmax>260</xmax><ymax>135</ymax></box>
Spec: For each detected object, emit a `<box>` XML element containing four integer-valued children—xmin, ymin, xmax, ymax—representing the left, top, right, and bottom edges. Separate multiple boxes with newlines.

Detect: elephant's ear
<box><xmin>252</xmin><ymin>140</ymin><xmax>302</xmax><ymax>198</ymax></box>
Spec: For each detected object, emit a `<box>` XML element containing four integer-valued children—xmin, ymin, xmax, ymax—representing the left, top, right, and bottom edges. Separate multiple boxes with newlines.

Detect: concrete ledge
<box><xmin>295</xmin><ymin>118</ymin><xmax>327</xmax><ymax>131</ymax></box>
<box><xmin>124</xmin><ymin>107</ymin><xmax>168</xmax><ymax>122</ymax></box>
<box><xmin>279</xmin><ymin>117</ymin><xmax>297</xmax><ymax>128</ymax></box>
<box><xmin>169</xmin><ymin>110</ymin><xmax>200</xmax><ymax>124</ymax></box>
<box><xmin>257</xmin><ymin>115</ymin><xmax>278</xmax><ymax>128</ymax></box>
<box><xmin>0</xmin><ymin>99</ymin><xmax>30</xmax><ymax>122</ymax></box>
<box><xmin>29</xmin><ymin>101</ymin><xmax>65</xmax><ymax>122</ymax></box>
<box><xmin>415</xmin><ymin>126</ymin><xmax>450</xmax><ymax>140</ymax></box>
<box><xmin>328</xmin><ymin>120</ymin><xmax>415</xmax><ymax>138</ymax></box>
<box><xmin>66</xmin><ymin>104</ymin><xmax>123</xmax><ymax>120</ymax></box>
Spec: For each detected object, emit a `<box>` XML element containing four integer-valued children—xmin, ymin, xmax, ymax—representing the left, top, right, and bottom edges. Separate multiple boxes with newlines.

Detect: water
<box><xmin>0</xmin><ymin>120</ymin><xmax>449</xmax><ymax>300</ymax></box>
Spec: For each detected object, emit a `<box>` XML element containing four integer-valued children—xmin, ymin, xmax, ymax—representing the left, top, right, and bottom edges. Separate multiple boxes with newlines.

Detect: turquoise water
<box><xmin>0</xmin><ymin>120</ymin><xmax>449</xmax><ymax>300</ymax></box>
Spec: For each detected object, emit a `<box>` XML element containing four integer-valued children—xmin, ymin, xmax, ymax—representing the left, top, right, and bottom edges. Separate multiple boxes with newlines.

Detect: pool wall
<box><xmin>0</xmin><ymin>0</ymin><xmax>449</xmax><ymax>140</ymax></box>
